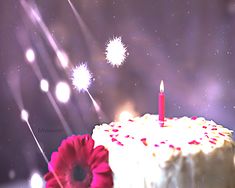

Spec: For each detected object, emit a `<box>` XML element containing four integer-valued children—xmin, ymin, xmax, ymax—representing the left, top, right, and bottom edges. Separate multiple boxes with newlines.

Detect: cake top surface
<box><xmin>92</xmin><ymin>114</ymin><xmax>234</xmax><ymax>158</ymax></box>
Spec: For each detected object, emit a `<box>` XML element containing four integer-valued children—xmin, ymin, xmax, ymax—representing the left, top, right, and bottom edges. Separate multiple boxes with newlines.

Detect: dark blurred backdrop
<box><xmin>1</xmin><ymin>0</ymin><xmax>235</xmax><ymax>186</ymax></box>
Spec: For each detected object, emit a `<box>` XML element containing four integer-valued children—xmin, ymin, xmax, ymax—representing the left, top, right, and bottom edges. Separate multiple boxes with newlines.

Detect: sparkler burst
<box><xmin>105</xmin><ymin>37</ymin><xmax>128</xmax><ymax>67</ymax></box>
<box><xmin>72</xmin><ymin>63</ymin><xmax>92</xmax><ymax>92</ymax></box>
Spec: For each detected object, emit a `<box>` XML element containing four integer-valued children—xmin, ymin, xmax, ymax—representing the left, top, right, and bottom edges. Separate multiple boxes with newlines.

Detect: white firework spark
<box><xmin>21</xmin><ymin>109</ymin><xmax>29</xmax><ymax>122</ymax></box>
<box><xmin>105</xmin><ymin>37</ymin><xmax>128</xmax><ymax>67</ymax></box>
<box><xmin>72</xmin><ymin>63</ymin><xmax>92</xmax><ymax>92</ymax></box>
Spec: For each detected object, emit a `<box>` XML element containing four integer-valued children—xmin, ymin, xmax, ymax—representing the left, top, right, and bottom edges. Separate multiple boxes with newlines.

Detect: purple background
<box><xmin>1</xmin><ymin>0</ymin><xmax>235</xmax><ymax>185</ymax></box>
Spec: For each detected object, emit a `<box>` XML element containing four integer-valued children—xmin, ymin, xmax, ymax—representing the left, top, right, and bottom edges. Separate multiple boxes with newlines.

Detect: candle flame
<box><xmin>160</xmin><ymin>80</ymin><xmax>164</xmax><ymax>92</ymax></box>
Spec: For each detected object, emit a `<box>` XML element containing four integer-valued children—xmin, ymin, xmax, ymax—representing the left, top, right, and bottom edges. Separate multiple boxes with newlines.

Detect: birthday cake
<box><xmin>92</xmin><ymin>114</ymin><xmax>235</xmax><ymax>188</ymax></box>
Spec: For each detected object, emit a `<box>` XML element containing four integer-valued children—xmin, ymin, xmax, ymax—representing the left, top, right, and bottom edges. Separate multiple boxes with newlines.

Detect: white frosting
<box><xmin>92</xmin><ymin>114</ymin><xmax>235</xmax><ymax>188</ymax></box>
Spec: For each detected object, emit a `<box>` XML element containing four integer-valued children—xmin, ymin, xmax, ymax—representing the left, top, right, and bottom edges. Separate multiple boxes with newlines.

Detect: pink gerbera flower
<box><xmin>44</xmin><ymin>134</ymin><xmax>113</xmax><ymax>188</ymax></box>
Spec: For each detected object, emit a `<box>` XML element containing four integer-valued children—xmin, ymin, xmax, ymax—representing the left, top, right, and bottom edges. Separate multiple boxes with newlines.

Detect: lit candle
<box><xmin>159</xmin><ymin>80</ymin><xmax>165</xmax><ymax>123</ymax></box>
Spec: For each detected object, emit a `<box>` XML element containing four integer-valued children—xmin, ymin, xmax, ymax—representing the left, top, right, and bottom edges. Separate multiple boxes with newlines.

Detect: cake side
<box><xmin>92</xmin><ymin>114</ymin><xmax>235</xmax><ymax>188</ymax></box>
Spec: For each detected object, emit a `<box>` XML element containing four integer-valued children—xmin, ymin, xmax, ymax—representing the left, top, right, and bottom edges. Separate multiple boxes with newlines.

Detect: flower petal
<box><xmin>49</xmin><ymin>152</ymin><xmax>69</xmax><ymax>175</ymax></box>
<box><xmin>89</xmin><ymin>146</ymin><xmax>109</xmax><ymax>169</ymax></box>
<box><xmin>92</xmin><ymin>162</ymin><xmax>112</xmax><ymax>174</ymax></box>
<box><xmin>44</xmin><ymin>173</ymin><xmax>66</xmax><ymax>188</ymax></box>
<box><xmin>82</xmin><ymin>134</ymin><xmax>95</xmax><ymax>156</ymax></box>
<box><xmin>74</xmin><ymin>135</ymin><xmax>94</xmax><ymax>164</ymax></box>
<box><xmin>90</xmin><ymin>173</ymin><xmax>113</xmax><ymax>188</ymax></box>
<box><xmin>58</xmin><ymin>140</ymin><xmax>76</xmax><ymax>167</ymax></box>
<box><xmin>44</xmin><ymin>172</ymin><xmax>53</xmax><ymax>181</ymax></box>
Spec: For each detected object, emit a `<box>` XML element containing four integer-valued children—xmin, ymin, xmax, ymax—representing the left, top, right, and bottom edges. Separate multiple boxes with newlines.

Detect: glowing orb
<box><xmin>8</xmin><ymin>169</ymin><xmax>15</xmax><ymax>180</ymax></box>
<box><xmin>72</xmin><ymin>63</ymin><xmax>92</xmax><ymax>92</ymax></box>
<box><xmin>119</xmin><ymin>111</ymin><xmax>133</xmax><ymax>122</ymax></box>
<box><xmin>25</xmin><ymin>48</ymin><xmax>35</xmax><ymax>63</ymax></box>
<box><xmin>105</xmin><ymin>37</ymin><xmax>128</xmax><ymax>67</ymax></box>
<box><xmin>21</xmin><ymin>109</ymin><xmax>29</xmax><ymax>122</ymax></box>
<box><xmin>40</xmin><ymin>79</ymin><xmax>49</xmax><ymax>93</ymax></box>
<box><xmin>55</xmin><ymin>81</ymin><xmax>71</xmax><ymax>103</ymax></box>
<box><xmin>30</xmin><ymin>172</ymin><xmax>43</xmax><ymax>188</ymax></box>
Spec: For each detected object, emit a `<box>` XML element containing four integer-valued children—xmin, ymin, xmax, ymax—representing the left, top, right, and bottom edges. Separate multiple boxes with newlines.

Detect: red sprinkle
<box><xmin>128</xmin><ymin>119</ymin><xmax>134</xmax><ymax>122</ymax></box>
<box><xmin>125</xmin><ymin>135</ymin><xmax>130</xmax><ymax>138</ymax></box>
<box><xmin>219</xmin><ymin>132</ymin><xmax>225</xmax><ymax>136</ymax></box>
<box><xmin>160</xmin><ymin>141</ymin><xmax>166</xmax><ymax>144</ymax></box>
<box><xmin>117</xmin><ymin>141</ymin><xmax>124</xmax><ymax>146</ymax></box>
<box><xmin>191</xmin><ymin>116</ymin><xmax>197</xmax><ymax>120</ymax></box>
<box><xmin>112</xmin><ymin>129</ymin><xmax>119</xmax><ymax>132</ymax></box>
<box><xmin>118</xmin><ymin>125</ymin><xmax>122</xmax><ymax>128</ymax></box>
<box><xmin>169</xmin><ymin>144</ymin><xmax>174</xmax><ymax>148</ymax></box>
<box><xmin>109</xmin><ymin>134</ymin><xmax>113</xmax><ymax>137</ymax></box>
<box><xmin>140</xmin><ymin>138</ymin><xmax>148</xmax><ymax>146</ymax></box>
<box><xmin>111</xmin><ymin>138</ymin><xmax>117</xmax><ymax>142</ymax></box>
<box><xmin>104</xmin><ymin>129</ymin><xmax>109</xmax><ymax>132</ymax></box>
<box><xmin>209</xmin><ymin>140</ymin><xmax>216</xmax><ymax>145</ymax></box>
<box><xmin>211</xmin><ymin>138</ymin><xmax>217</xmax><ymax>141</ymax></box>
<box><xmin>202</xmin><ymin>126</ymin><xmax>207</xmax><ymax>129</ymax></box>
<box><xmin>211</xmin><ymin>128</ymin><xmax>217</xmax><ymax>131</ymax></box>
<box><xmin>188</xmin><ymin>140</ymin><xmax>200</xmax><ymax>145</ymax></box>
<box><xmin>154</xmin><ymin>144</ymin><xmax>159</xmax><ymax>147</ymax></box>
<box><xmin>176</xmin><ymin>147</ymin><xmax>181</xmax><ymax>151</ymax></box>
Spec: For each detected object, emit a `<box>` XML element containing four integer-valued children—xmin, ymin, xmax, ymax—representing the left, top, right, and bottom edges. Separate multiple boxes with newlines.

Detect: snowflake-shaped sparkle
<box><xmin>72</xmin><ymin>63</ymin><xmax>92</xmax><ymax>92</ymax></box>
<box><xmin>105</xmin><ymin>37</ymin><xmax>128</xmax><ymax>67</ymax></box>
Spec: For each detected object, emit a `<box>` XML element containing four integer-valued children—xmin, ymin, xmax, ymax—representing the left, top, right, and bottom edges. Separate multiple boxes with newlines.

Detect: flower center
<box><xmin>73</xmin><ymin>165</ymin><xmax>87</xmax><ymax>182</ymax></box>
